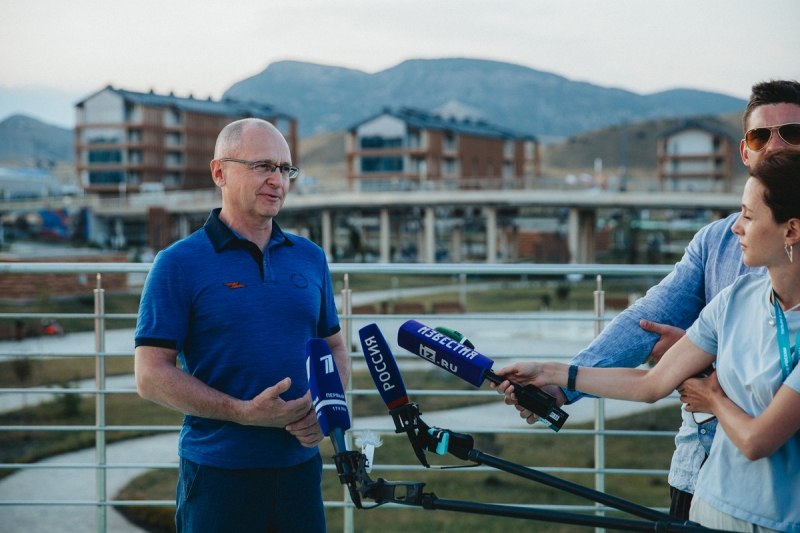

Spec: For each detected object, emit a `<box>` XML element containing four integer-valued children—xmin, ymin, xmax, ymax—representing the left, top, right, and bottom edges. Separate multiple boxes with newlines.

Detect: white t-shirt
<box><xmin>687</xmin><ymin>274</ymin><xmax>800</xmax><ymax>533</ymax></box>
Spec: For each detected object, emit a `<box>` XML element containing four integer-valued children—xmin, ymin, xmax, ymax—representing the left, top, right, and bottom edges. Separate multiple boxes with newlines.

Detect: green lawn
<box><xmin>115</xmin><ymin>405</ymin><xmax>680</xmax><ymax>533</ymax></box>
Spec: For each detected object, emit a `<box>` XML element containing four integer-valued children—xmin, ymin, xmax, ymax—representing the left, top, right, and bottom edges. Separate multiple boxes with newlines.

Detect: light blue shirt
<box><xmin>687</xmin><ymin>274</ymin><xmax>800</xmax><ymax>533</ymax></box>
<box><xmin>567</xmin><ymin>213</ymin><xmax>764</xmax><ymax>492</ymax></box>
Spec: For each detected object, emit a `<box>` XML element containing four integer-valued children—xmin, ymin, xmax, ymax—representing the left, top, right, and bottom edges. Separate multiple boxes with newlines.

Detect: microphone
<box><xmin>397</xmin><ymin>320</ymin><xmax>569</xmax><ymax>431</ymax></box>
<box><xmin>358</xmin><ymin>323</ymin><xmax>409</xmax><ymax>410</ymax></box>
<box><xmin>358</xmin><ymin>323</ymin><xmax>476</xmax><ymax>464</ymax></box>
<box><xmin>306</xmin><ymin>338</ymin><xmax>350</xmax><ymax>454</ymax></box>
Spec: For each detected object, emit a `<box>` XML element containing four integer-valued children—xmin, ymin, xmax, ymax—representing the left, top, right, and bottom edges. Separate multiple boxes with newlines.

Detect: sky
<box><xmin>1</xmin><ymin>0</ymin><xmax>798</xmax><ymax>128</ymax></box>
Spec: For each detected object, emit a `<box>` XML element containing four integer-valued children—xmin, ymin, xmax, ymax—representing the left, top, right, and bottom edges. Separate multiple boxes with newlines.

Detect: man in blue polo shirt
<box><xmin>135</xmin><ymin>118</ymin><xmax>348</xmax><ymax>533</ymax></box>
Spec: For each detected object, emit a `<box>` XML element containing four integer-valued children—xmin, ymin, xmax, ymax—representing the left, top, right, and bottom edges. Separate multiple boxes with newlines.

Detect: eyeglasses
<box><xmin>744</xmin><ymin>122</ymin><xmax>800</xmax><ymax>151</ymax></box>
<box><xmin>219</xmin><ymin>158</ymin><xmax>299</xmax><ymax>180</ymax></box>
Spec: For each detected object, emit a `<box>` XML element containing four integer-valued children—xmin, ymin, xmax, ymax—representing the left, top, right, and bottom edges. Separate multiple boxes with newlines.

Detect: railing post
<box><xmin>593</xmin><ymin>274</ymin><xmax>605</xmax><ymax>533</ymax></box>
<box><xmin>341</xmin><ymin>273</ymin><xmax>355</xmax><ymax>533</ymax></box>
<box><xmin>94</xmin><ymin>273</ymin><xmax>107</xmax><ymax>533</ymax></box>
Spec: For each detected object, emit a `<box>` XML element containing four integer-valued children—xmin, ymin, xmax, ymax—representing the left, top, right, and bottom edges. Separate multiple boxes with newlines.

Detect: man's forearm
<box><xmin>135</xmin><ymin>351</ymin><xmax>247</xmax><ymax>423</ymax></box>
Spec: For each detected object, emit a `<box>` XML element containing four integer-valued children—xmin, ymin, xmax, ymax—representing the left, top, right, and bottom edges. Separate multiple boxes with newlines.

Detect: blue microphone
<box><xmin>359</xmin><ymin>323</ymin><xmax>409</xmax><ymax>410</ymax></box>
<box><xmin>397</xmin><ymin>320</ymin><xmax>568</xmax><ymax>431</ymax></box>
<box><xmin>306</xmin><ymin>338</ymin><xmax>350</xmax><ymax>453</ymax></box>
<box><xmin>397</xmin><ymin>320</ymin><xmax>494</xmax><ymax>387</ymax></box>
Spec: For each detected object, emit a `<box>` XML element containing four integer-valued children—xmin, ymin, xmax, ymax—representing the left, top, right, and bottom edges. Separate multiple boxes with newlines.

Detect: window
<box><xmin>408</xmin><ymin>131</ymin><xmax>421</xmax><ymax>149</ymax></box>
<box><xmin>127</xmin><ymin>172</ymin><xmax>142</xmax><ymax>185</ymax></box>
<box><xmin>361</xmin><ymin>157</ymin><xmax>403</xmax><ymax>173</ymax></box>
<box><xmin>504</xmin><ymin>141</ymin><xmax>515</xmax><ymax>158</ymax></box>
<box><xmin>88</xmin><ymin>150</ymin><xmax>122</xmax><ymax>163</ymax></box>
<box><xmin>125</xmin><ymin>103</ymin><xmax>141</xmax><ymax>123</ymax></box>
<box><xmin>128</xmin><ymin>150</ymin><xmax>143</xmax><ymax>164</ymax></box>
<box><xmin>165</xmin><ymin>132</ymin><xmax>183</xmax><ymax>146</ymax></box>
<box><xmin>89</xmin><ymin>171</ymin><xmax>124</xmax><ymax>184</ymax></box>
<box><xmin>442</xmin><ymin>158</ymin><xmax>457</xmax><ymax>176</ymax></box>
<box><xmin>360</xmin><ymin>136</ymin><xmax>403</xmax><ymax>149</ymax></box>
<box><xmin>164</xmin><ymin>108</ymin><xmax>183</xmax><ymax>125</ymax></box>
<box><xmin>443</xmin><ymin>133</ymin><xmax>458</xmax><ymax>152</ymax></box>
<box><xmin>165</xmin><ymin>151</ymin><xmax>184</xmax><ymax>167</ymax></box>
<box><xmin>163</xmin><ymin>172</ymin><xmax>182</xmax><ymax>187</ymax></box>
<box><xmin>128</xmin><ymin>129</ymin><xmax>142</xmax><ymax>143</ymax></box>
<box><xmin>84</xmin><ymin>127</ymin><xmax>124</xmax><ymax>144</ymax></box>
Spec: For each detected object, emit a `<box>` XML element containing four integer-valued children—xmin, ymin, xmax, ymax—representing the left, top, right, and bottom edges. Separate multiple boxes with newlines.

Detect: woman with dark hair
<box><xmin>496</xmin><ymin>150</ymin><xmax>800</xmax><ymax>532</ymax></box>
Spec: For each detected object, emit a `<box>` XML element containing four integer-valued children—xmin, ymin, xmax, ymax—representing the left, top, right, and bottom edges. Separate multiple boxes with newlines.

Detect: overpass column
<box><xmin>451</xmin><ymin>225</ymin><xmax>462</xmax><ymax>263</ymax></box>
<box><xmin>568</xmin><ymin>208</ymin><xmax>596</xmax><ymax>264</ymax></box>
<box><xmin>321</xmin><ymin>210</ymin><xmax>332</xmax><ymax>261</ymax></box>
<box><xmin>511</xmin><ymin>225</ymin><xmax>519</xmax><ymax>262</ymax></box>
<box><xmin>114</xmin><ymin>218</ymin><xmax>126</xmax><ymax>250</ymax></box>
<box><xmin>178</xmin><ymin>215</ymin><xmax>189</xmax><ymax>239</ymax></box>
<box><xmin>485</xmin><ymin>207</ymin><xmax>497</xmax><ymax>264</ymax></box>
<box><xmin>424</xmin><ymin>207</ymin><xmax>435</xmax><ymax>263</ymax></box>
<box><xmin>380</xmin><ymin>208</ymin><xmax>390</xmax><ymax>263</ymax></box>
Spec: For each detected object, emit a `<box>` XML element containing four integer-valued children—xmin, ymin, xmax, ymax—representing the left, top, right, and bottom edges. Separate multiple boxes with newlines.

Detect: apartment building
<box><xmin>657</xmin><ymin>119</ymin><xmax>735</xmax><ymax>192</ymax></box>
<box><xmin>75</xmin><ymin>86</ymin><xmax>297</xmax><ymax>195</ymax></box>
<box><xmin>346</xmin><ymin>108</ymin><xmax>539</xmax><ymax>191</ymax></box>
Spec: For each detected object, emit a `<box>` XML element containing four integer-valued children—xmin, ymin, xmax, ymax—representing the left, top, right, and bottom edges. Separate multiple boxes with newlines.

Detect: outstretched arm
<box><xmin>497</xmin><ymin>335</ymin><xmax>715</xmax><ymax>404</ymax></box>
<box><xmin>563</xmin><ymin>229</ymin><xmax>710</xmax><ymax>403</ymax></box>
<box><xmin>679</xmin><ymin>373</ymin><xmax>800</xmax><ymax>460</ymax></box>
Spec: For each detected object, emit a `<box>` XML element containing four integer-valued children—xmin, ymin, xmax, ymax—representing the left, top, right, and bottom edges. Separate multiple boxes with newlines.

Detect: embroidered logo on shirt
<box><xmin>291</xmin><ymin>273</ymin><xmax>308</xmax><ymax>288</ymax></box>
<box><xmin>224</xmin><ymin>281</ymin><xmax>246</xmax><ymax>289</ymax></box>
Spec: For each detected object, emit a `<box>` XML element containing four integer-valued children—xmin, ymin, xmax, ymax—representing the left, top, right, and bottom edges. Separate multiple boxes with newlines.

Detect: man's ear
<box><xmin>739</xmin><ymin>138</ymin><xmax>750</xmax><ymax>167</ymax></box>
<box><xmin>210</xmin><ymin>160</ymin><xmax>225</xmax><ymax>186</ymax></box>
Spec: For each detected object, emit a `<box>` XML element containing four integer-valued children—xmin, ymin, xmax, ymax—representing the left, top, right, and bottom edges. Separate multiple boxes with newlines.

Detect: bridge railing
<box><xmin>0</xmin><ymin>262</ymin><xmax>676</xmax><ymax>533</ymax></box>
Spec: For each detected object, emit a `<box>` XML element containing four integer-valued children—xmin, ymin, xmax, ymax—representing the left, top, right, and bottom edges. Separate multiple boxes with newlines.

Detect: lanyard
<box><xmin>772</xmin><ymin>289</ymin><xmax>800</xmax><ymax>380</ymax></box>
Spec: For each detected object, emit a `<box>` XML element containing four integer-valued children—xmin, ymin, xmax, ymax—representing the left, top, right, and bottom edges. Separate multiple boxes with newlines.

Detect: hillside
<box><xmin>0</xmin><ymin>114</ymin><xmax>74</xmax><ymax>163</ymax></box>
<box><xmin>297</xmin><ymin>130</ymin><xmax>347</xmax><ymax>190</ymax></box>
<box><xmin>224</xmin><ymin>58</ymin><xmax>746</xmax><ymax>138</ymax></box>
<box><xmin>541</xmin><ymin>111</ymin><xmax>747</xmax><ymax>179</ymax></box>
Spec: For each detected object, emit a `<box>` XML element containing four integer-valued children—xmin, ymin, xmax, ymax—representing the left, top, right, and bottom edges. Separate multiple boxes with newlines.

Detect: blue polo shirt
<box><xmin>135</xmin><ymin>209</ymin><xmax>340</xmax><ymax>469</ymax></box>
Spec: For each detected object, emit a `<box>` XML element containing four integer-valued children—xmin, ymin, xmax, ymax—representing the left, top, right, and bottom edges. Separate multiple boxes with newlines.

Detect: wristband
<box><xmin>567</xmin><ymin>365</ymin><xmax>578</xmax><ymax>392</ymax></box>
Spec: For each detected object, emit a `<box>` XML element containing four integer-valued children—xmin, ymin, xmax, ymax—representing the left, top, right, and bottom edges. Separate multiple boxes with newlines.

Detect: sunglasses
<box><xmin>744</xmin><ymin>122</ymin><xmax>800</xmax><ymax>151</ymax></box>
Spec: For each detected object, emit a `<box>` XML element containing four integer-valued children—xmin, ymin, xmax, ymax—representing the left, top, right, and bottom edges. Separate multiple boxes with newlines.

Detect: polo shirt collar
<box><xmin>204</xmin><ymin>208</ymin><xmax>293</xmax><ymax>253</ymax></box>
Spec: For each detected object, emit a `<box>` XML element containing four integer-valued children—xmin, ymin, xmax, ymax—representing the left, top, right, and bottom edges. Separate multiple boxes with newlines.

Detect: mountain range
<box><xmin>0</xmin><ymin>114</ymin><xmax>74</xmax><ymax>163</ymax></box>
<box><xmin>224</xmin><ymin>58</ymin><xmax>747</xmax><ymax>139</ymax></box>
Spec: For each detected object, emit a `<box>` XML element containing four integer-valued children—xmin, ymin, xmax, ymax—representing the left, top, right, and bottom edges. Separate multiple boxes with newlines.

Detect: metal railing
<box><xmin>0</xmin><ymin>262</ymin><xmax>676</xmax><ymax>533</ymax></box>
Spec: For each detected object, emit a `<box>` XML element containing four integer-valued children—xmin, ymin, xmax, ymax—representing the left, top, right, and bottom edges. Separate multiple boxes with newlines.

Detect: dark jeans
<box><xmin>176</xmin><ymin>454</ymin><xmax>326</xmax><ymax>533</ymax></box>
<box><xmin>669</xmin><ymin>486</ymin><xmax>693</xmax><ymax>521</ymax></box>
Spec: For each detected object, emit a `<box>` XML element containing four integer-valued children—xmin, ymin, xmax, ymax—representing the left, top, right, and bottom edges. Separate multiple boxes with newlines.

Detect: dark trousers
<box><xmin>176</xmin><ymin>454</ymin><xmax>326</xmax><ymax>533</ymax></box>
<box><xmin>669</xmin><ymin>486</ymin><xmax>693</xmax><ymax>521</ymax></box>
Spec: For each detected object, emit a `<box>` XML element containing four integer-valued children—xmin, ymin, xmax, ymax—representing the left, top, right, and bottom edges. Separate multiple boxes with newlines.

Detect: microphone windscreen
<box><xmin>306</xmin><ymin>338</ymin><xmax>350</xmax><ymax>436</ymax></box>
<box><xmin>358</xmin><ymin>323</ymin><xmax>409</xmax><ymax>410</ymax></box>
<box><xmin>397</xmin><ymin>319</ymin><xmax>494</xmax><ymax>387</ymax></box>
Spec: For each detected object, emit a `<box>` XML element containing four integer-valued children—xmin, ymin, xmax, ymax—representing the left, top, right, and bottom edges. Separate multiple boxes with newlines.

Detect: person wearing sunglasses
<box><xmin>494</xmin><ymin>80</ymin><xmax>800</xmax><ymax>521</ymax></box>
<box><xmin>498</xmin><ymin>150</ymin><xmax>800</xmax><ymax>532</ymax></box>
<box><xmin>134</xmin><ymin>118</ymin><xmax>347</xmax><ymax>533</ymax></box>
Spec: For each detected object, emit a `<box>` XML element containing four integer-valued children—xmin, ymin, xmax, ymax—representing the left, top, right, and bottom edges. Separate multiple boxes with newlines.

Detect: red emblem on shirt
<box><xmin>224</xmin><ymin>281</ymin><xmax>246</xmax><ymax>289</ymax></box>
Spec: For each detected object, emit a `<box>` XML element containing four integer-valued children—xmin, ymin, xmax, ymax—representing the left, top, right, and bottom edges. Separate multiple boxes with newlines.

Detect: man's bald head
<box><xmin>214</xmin><ymin>118</ymin><xmax>283</xmax><ymax>159</ymax></box>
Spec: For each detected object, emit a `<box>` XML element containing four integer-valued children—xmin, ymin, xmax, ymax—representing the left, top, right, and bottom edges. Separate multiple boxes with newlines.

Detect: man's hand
<box><xmin>286</xmin><ymin>408</ymin><xmax>325</xmax><ymax>447</ymax></box>
<box><xmin>238</xmin><ymin>378</ymin><xmax>312</xmax><ymax>428</ymax></box>
<box><xmin>639</xmin><ymin>319</ymin><xmax>686</xmax><ymax>364</ymax></box>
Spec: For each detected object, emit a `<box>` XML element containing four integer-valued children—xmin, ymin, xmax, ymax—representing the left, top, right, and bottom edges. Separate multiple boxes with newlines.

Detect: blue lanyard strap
<box><xmin>773</xmin><ymin>289</ymin><xmax>800</xmax><ymax>380</ymax></box>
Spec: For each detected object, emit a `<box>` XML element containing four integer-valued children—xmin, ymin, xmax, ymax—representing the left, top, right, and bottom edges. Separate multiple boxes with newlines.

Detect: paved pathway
<box><xmin>0</xmin><ymin>433</ymin><xmax>178</xmax><ymax>533</ymax></box>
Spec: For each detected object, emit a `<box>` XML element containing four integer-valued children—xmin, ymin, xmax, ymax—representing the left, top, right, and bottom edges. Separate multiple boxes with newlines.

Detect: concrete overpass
<box><xmin>1</xmin><ymin>188</ymin><xmax>742</xmax><ymax>263</ymax></box>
